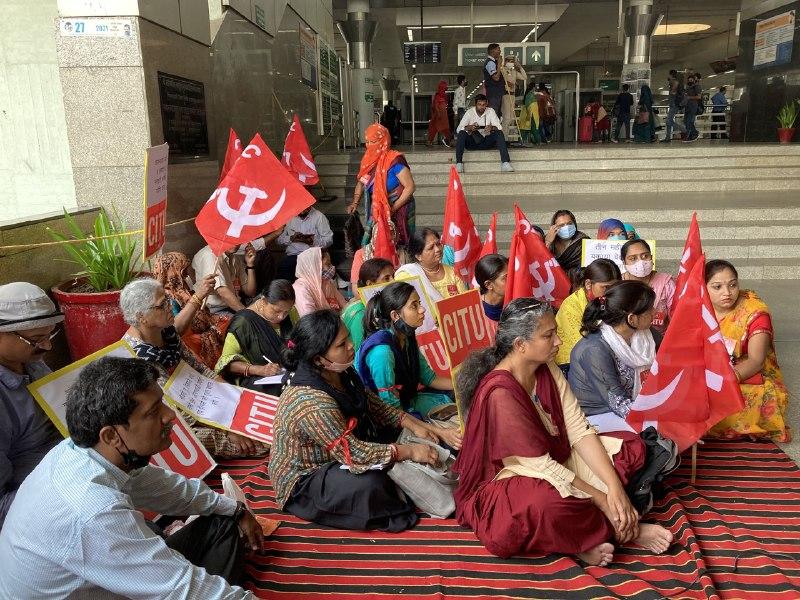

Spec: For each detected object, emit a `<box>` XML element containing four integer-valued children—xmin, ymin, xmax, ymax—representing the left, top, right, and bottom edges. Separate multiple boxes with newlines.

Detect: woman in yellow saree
<box><xmin>705</xmin><ymin>260</ymin><xmax>790</xmax><ymax>442</ymax></box>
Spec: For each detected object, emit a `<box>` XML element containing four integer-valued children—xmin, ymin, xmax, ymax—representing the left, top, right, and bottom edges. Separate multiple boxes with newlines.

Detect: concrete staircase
<box><xmin>314</xmin><ymin>144</ymin><xmax>800</xmax><ymax>280</ymax></box>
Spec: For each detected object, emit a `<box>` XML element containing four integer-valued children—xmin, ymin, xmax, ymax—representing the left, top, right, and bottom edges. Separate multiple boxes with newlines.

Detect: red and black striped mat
<box><xmin>208</xmin><ymin>440</ymin><xmax>800</xmax><ymax>599</ymax></box>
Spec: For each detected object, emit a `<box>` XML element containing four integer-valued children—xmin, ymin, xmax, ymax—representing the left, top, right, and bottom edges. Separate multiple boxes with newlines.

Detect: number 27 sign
<box><xmin>143</xmin><ymin>143</ymin><xmax>169</xmax><ymax>260</ymax></box>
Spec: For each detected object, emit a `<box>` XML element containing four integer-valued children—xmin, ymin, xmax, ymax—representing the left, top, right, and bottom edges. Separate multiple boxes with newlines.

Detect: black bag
<box><xmin>674</xmin><ymin>82</ymin><xmax>687</xmax><ymax>108</ymax></box>
<box><xmin>626</xmin><ymin>427</ymin><xmax>680</xmax><ymax>514</ymax></box>
<box><xmin>343</xmin><ymin>211</ymin><xmax>365</xmax><ymax>258</ymax></box>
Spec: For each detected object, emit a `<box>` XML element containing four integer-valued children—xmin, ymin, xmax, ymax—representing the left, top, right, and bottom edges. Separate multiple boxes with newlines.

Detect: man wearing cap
<box><xmin>0</xmin><ymin>282</ymin><xmax>63</xmax><ymax>529</ymax></box>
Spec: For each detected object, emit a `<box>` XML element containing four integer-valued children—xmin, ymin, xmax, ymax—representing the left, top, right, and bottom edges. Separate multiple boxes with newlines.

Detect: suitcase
<box><xmin>578</xmin><ymin>115</ymin><xmax>594</xmax><ymax>143</ymax></box>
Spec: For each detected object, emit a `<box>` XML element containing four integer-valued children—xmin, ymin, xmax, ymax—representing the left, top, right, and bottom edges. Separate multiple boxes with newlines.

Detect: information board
<box><xmin>317</xmin><ymin>40</ymin><xmax>342</xmax><ymax>136</ymax></box>
<box><xmin>754</xmin><ymin>10</ymin><xmax>795</xmax><ymax>69</ymax></box>
<box><xmin>157</xmin><ymin>72</ymin><xmax>209</xmax><ymax>157</ymax></box>
<box><xmin>403</xmin><ymin>41</ymin><xmax>442</xmax><ymax>64</ymax></box>
<box><xmin>299</xmin><ymin>26</ymin><xmax>318</xmax><ymax>90</ymax></box>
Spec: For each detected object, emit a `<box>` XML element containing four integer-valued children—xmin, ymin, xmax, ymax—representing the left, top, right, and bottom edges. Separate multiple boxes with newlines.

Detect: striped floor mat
<box><xmin>207</xmin><ymin>440</ymin><xmax>800</xmax><ymax>599</ymax></box>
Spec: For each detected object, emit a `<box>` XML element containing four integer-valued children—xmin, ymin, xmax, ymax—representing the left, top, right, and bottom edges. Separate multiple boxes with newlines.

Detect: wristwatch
<box><xmin>232</xmin><ymin>500</ymin><xmax>247</xmax><ymax>522</ymax></box>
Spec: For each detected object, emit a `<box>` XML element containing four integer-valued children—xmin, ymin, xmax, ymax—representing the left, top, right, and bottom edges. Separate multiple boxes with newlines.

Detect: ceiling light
<box><xmin>724</xmin><ymin>69</ymin><xmax>735</xmax><ymax>74</ymax></box>
<box><xmin>407</xmin><ymin>29</ymin><xmax>413</xmax><ymax>41</ymax></box>
<box><xmin>412</xmin><ymin>64</ymin><xmax>416</xmax><ymax>69</ymax></box>
<box><xmin>653</xmin><ymin>23</ymin><xmax>711</xmax><ymax>36</ymax></box>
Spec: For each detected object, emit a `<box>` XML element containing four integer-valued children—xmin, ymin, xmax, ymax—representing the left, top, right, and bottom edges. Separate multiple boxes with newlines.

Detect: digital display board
<box><xmin>403</xmin><ymin>41</ymin><xmax>442</xmax><ymax>64</ymax></box>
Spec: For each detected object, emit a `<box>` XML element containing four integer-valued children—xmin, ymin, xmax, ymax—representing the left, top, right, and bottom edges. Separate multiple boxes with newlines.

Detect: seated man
<box><xmin>454</xmin><ymin>93</ymin><xmax>514</xmax><ymax>174</ymax></box>
<box><xmin>0</xmin><ymin>282</ymin><xmax>63</xmax><ymax>530</ymax></box>
<box><xmin>192</xmin><ymin>242</ymin><xmax>258</xmax><ymax>315</ymax></box>
<box><xmin>276</xmin><ymin>202</ymin><xmax>334</xmax><ymax>281</ymax></box>
<box><xmin>0</xmin><ymin>357</ymin><xmax>262</xmax><ymax>598</ymax></box>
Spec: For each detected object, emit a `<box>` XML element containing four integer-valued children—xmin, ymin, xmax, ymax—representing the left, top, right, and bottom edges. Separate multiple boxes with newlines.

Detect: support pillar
<box><xmin>621</xmin><ymin>0</ymin><xmax>663</xmax><ymax>95</ymax></box>
<box><xmin>337</xmin><ymin>2</ymin><xmax>378</xmax><ymax>143</ymax></box>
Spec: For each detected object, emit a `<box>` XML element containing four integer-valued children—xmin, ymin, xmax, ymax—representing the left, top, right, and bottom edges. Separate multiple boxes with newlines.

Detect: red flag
<box><xmin>372</xmin><ymin>201</ymin><xmax>398</xmax><ymax>266</ymax></box>
<box><xmin>441</xmin><ymin>166</ymin><xmax>482</xmax><ymax>283</ymax></box>
<box><xmin>671</xmin><ymin>212</ymin><xmax>702</xmax><ymax>313</ymax></box>
<box><xmin>282</xmin><ymin>114</ymin><xmax>319</xmax><ymax>186</ymax></box>
<box><xmin>503</xmin><ymin>224</ymin><xmax>534</xmax><ymax>305</ymax></box>
<box><xmin>478</xmin><ymin>212</ymin><xmax>498</xmax><ymax>259</ymax></box>
<box><xmin>513</xmin><ymin>205</ymin><xmax>571</xmax><ymax>308</ymax></box>
<box><xmin>627</xmin><ymin>257</ymin><xmax>745</xmax><ymax>452</ymax></box>
<box><xmin>218</xmin><ymin>128</ymin><xmax>242</xmax><ymax>185</ymax></box>
<box><xmin>196</xmin><ymin>134</ymin><xmax>316</xmax><ymax>256</ymax></box>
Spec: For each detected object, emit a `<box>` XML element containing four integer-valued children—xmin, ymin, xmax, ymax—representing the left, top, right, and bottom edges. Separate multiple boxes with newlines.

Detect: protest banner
<box><xmin>163</xmin><ymin>361</ymin><xmax>278</xmax><ymax>445</ymax></box>
<box><xmin>358</xmin><ymin>276</ymin><xmax>451</xmax><ymax>378</ymax></box>
<box><xmin>435</xmin><ymin>289</ymin><xmax>493</xmax><ymax>427</ymax></box>
<box><xmin>29</xmin><ymin>341</ymin><xmax>216</xmax><ymax>479</ymax></box>
<box><xmin>580</xmin><ymin>238</ymin><xmax>657</xmax><ymax>272</ymax></box>
<box><xmin>143</xmin><ymin>143</ymin><xmax>169</xmax><ymax>261</ymax></box>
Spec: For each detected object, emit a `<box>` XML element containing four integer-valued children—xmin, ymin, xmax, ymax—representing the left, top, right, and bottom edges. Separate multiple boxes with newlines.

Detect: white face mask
<box><xmin>321</xmin><ymin>356</ymin><xmax>353</xmax><ymax>373</ymax></box>
<box><xmin>627</xmin><ymin>259</ymin><xmax>654</xmax><ymax>278</ymax></box>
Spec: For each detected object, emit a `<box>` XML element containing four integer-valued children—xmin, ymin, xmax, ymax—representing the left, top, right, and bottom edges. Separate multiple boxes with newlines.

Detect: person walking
<box><xmin>612</xmin><ymin>84</ymin><xmax>635</xmax><ymax>143</ymax></box>
<box><xmin>711</xmin><ymin>86</ymin><xmax>728</xmax><ymax>139</ymax></box>
<box><xmin>483</xmin><ymin>43</ymin><xmax>504</xmax><ymax>118</ymax></box>
<box><xmin>683</xmin><ymin>73</ymin><xmax>702</xmax><ymax>142</ymax></box>
<box><xmin>454</xmin><ymin>74</ymin><xmax>467</xmax><ymax>125</ymax></box>
<box><xmin>662</xmin><ymin>69</ymin><xmax>686</xmax><ymax>143</ymax></box>
<box><xmin>427</xmin><ymin>80</ymin><xmax>452</xmax><ymax>147</ymax></box>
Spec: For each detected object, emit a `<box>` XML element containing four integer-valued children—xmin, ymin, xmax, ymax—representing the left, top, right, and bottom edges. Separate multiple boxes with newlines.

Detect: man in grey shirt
<box><xmin>0</xmin><ymin>282</ymin><xmax>63</xmax><ymax>529</ymax></box>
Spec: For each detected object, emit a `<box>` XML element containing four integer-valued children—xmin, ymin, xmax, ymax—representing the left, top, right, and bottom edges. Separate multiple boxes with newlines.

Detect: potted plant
<box><xmin>777</xmin><ymin>100</ymin><xmax>800</xmax><ymax>143</ymax></box>
<box><xmin>48</xmin><ymin>209</ymin><xmax>142</xmax><ymax>360</ymax></box>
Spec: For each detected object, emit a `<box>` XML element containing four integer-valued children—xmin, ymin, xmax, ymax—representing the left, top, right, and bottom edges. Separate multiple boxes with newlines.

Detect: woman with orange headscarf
<box><xmin>427</xmin><ymin>80</ymin><xmax>452</xmax><ymax>146</ymax></box>
<box><xmin>348</xmin><ymin>123</ymin><xmax>417</xmax><ymax>250</ymax></box>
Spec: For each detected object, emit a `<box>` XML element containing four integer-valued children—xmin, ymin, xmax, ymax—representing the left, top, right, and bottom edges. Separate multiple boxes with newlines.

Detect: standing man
<box><xmin>454</xmin><ymin>75</ymin><xmax>468</xmax><ymax>126</ymax></box>
<box><xmin>483</xmin><ymin>43</ymin><xmax>504</xmax><ymax>118</ymax></box>
<box><xmin>0</xmin><ymin>282</ymin><xmax>63</xmax><ymax>530</ymax></box>
<box><xmin>381</xmin><ymin>100</ymin><xmax>402</xmax><ymax>145</ymax></box>
<box><xmin>454</xmin><ymin>94</ymin><xmax>514</xmax><ymax>173</ymax></box>
<box><xmin>662</xmin><ymin>69</ymin><xmax>687</xmax><ymax>143</ymax></box>
<box><xmin>711</xmin><ymin>86</ymin><xmax>728</xmax><ymax>139</ymax></box>
<box><xmin>683</xmin><ymin>73</ymin><xmax>703</xmax><ymax>142</ymax></box>
<box><xmin>612</xmin><ymin>84</ymin><xmax>635</xmax><ymax>143</ymax></box>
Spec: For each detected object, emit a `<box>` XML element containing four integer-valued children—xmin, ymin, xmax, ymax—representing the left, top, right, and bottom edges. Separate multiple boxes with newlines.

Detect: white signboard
<box><xmin>581</xmin><ymin>238</ymin><xmax>658</xmax><ymax>273</ymax></box>
<box><xmin>143</xmin><ymin>143</ymin><xmax>169</xmax><ymax>260</ymax></box>
<box><xmin>59</xmin><ymin>18</ymin><xmax>134</xmax><ymax>38</ymax></box>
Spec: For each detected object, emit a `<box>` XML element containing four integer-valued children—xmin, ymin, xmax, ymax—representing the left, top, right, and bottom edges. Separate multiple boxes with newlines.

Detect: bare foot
<box><xmin>633</xmin><ymin>523</ymin><xmax>673</xmax><ymax>554</ymax></box>
<box><xmin>576</xmin><ymin>542</ymin><xmax>614</xmax><ymax>567</ymax></box>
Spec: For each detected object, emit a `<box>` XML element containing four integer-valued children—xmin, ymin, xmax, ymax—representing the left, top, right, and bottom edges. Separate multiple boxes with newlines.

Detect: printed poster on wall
<box><xmin>580</xmin><ymin>238</ymin><xmax>657</xmax><ymax>273</ymax></box>
<box><xmin>299</xmin><ymin>25</ymin><xmax>318</xmax><ymax>90</ymax></box>
<box><xmin>143</xmin><ymin>143</ymin><xmax>169</xmax><ymax>261</ymax></box>
<box><xmin>754</xmin><ymin>10</ymin><xmax>795</xmax><ymax>69</ymax></box>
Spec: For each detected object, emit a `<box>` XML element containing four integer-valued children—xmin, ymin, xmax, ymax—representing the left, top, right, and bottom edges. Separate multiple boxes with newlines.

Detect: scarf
<box><xmin>129</xmin><ymin>326</ymin><xmax>181</xmax><ymax>372</ymax></box>
<box><xmin>228</xmin><ymin>308</ymin><xmax>292</xmax><ymax>396</ymax></box>
<box><xmin>357</xmin><ymin>123</ymin><xmax>402</xmax><ymax>225</ymax></box>
<box><xmin>599</xmin><ymin>323</ymin><xmax>655</xmax><ymax>399</ymax></box>
<box><xmin>293</xmin><ymin>247</ymin><xmax>344</xmax><ymax>312</ymax></box>
<box><xmin>597</xmin><ymin>218</ymin><xmax>626</xmax><ymax>240</ymax></box>
<box><xmin>432</xmin><ymin>80</ymin><xmax>448</xmax><ymax>108</ymax></box>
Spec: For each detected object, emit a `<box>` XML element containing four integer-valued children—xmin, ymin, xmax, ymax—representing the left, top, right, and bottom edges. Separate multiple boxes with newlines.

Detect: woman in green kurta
<box><xmin>341</xmin><ymin>258</ymin><xmax>395</xmax><ymax>351</ymax></box>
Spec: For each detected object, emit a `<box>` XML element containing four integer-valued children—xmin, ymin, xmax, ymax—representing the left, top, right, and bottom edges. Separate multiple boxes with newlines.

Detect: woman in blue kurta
<box><xmin>356</xmin><ymin>281</ymin><xmax>462</xmax><ymax>450</ymax></box>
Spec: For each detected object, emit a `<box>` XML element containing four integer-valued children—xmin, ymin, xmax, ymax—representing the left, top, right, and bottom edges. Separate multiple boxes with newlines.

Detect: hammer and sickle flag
<box><xmin>282</xmin><ymin>114</ymin><xmax>319</xmax><ymax>186</ymax></box>
<box><xmin>196</xmin><ymin>134</ymin><xmax>315</xmax><ymax>256</ymax></box>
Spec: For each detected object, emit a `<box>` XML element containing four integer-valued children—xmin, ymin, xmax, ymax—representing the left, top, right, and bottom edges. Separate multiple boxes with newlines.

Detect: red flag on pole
<box><xmin>196</xmin><ymin>134</ymin><xmax>316</xmax><ymax>256</ymax></box>
<box><xmin>282</xmin><ymin>114</ymin><xmax>319</xmax><ymax>186</ymax></box>
<box><xmin>441</xmin><ymin>166</ymin><xmax>482</xmax><ymax>283</ymax></box>
<box><xmin>372</xmin><ymin>200</ymin><xmax>398</xmax><ymax>266</ymax></box>
<box><xmin>503</xmin><ymin>223</ymin><xmax>534</xmax><ymax>305</ymax></box>
<box><xmin>513</xmin><ymin>205</ymin><xmax>571</xmax><ymax>308</ymax></box>
<box><xmin>218</xmin><ymin>128</ymin><xmax>242</xmax><ymax>185</ymax></box>
<box><xmin>671</xmin><ymin>212</ymin><xmax>702</xmax><ymax>313</ymax></box>
<box><xmin>626</xmin><ymin>256</ymin><xmax>745</xmax><ymax>452</ymax></box>
<box><xmin>478</xmin><ymin>212</ymin><xmax>498</xmax><ymax>259</ymax></box>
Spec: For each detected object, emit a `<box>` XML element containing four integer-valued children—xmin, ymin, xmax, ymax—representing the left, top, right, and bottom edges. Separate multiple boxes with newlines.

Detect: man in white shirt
<box><xmin>192</xmin><ymin>243</ymin><xmax>258</xmax><ymax>315</ymax></box>
<box><xmin>0</xmin><ymin>357</ymin><xmax>263</xmax><ymax>599</ymax></box>
<box><xmin>276</xmin><ymin>203</ymin><xmax>334</xmax><ymax>280</ymax></box>
<box><xmin>454</xmin><ymin>74</ymin><xmax>467</xmax><ymax>125</ymax></box>
<box><xmin>454</xmin><ymin>94</ymin><xmax>514</xmax><ymax>174</ymax></box>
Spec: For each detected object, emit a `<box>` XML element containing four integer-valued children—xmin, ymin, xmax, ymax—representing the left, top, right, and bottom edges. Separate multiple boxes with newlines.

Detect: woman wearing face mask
<box><xmin>704</xmin><ymin>260</ymin><xmax>790</xmax><ymax>442</ymax></box>
<box><xmin>568</xmin><ymin>281</ymin><xmax>657</xmax><ymax>434</ymax></box>
<box><xmin>555</xmin><ymin>259</ymin><xmax>621</xmax><ymax>376</ymax></box>
<box><xmin>342</xmin><ymin>258</ymin><xmax>395</xmax><ymax>350</ymax></box>
<box><xmin>293</xmin><ymin>247</ymin><xmax>346</xmax><ymax>316</ymax></box>
<box><xmin>215</xmin><ymin>279</ymin><xmax>298</xmax><ymax>396</ymax></box>
<box><xmin>544</xmin><ymin>210</ymin><xmax>589</xmax><ymax>275</ymax></box>
<box><xmin>396</xmin><ymin>228</ymin><xmax>466</xmax><ymax>303</ymax></box>
<box><xmin>269</xmin><ymin>309</ymin><xmax>444</xmax><ymax>531</ymax></box>
<box><xmin>474</xmin><ymin>254</ymin><xmax>508</xmax><ymax>324</ymax></box>
<box><xmin>621</xmin><ymin>240</ymin><xmax>675</xmax><ymax>336</ymax></box>
<box><xmin>356</xmin><ymin>282</ymin><xmax>462</xmax><ymax>450</ymax></box>
<box><xmin>597</xmin><ymin>218</ymin><xmax>628</xmax><ymax>241</ymax></box>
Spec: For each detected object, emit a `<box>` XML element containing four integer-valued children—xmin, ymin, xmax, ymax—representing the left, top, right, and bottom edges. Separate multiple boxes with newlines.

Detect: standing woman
<box><xmin>348</xmin><ymin>123</ymin><xmax>416</xmax><ymax>250</ymax></box>
<box><xmin>544</xmin><ymin>210</ymin><xmax>590</xmax><ymax>275</ymax></box>
<box><xmin>427</xmin><ymin>80</ymin><xmax>452</xmax><ymax>146</ymax></box>
<box><xmin>342</xmin><ymin>258</ymin><xmax>395</xmax><ymax>350</ymax></box>
<box><xmin>632</xmin><ymin>85</ymin><xmax>656</xmax><ymax>144</ymax></box>
<box><xmin>705</xmin><ymin>260</ymin><xmax>790</xmax><ymax>442</ymax></box>
<box><xmin>621</xmin><ymin>240</ymin><xmax>675</xmax><ymax>335</ymax></box>
<box><xmin>396</xmin><ymin>228</ymin><xmax>466</xmax><ymax>304</ymax></box>
<box><xmin>474</xmin><ymin>254</ymin><xmax>508</xmax><ymax>323</ymax></box>
<box><xmin>518</xmin><ymin>80</ymin><xmax>541</xmax><ymax>145</ymax></box>
<box><xmin>453</xmin><ymin>298</ymin><xmax>672</xmax><ymax>562</ymax></box>
<box><xmin>293</xmin><ymin>247</ymin><xmax>345</xmax><ymax>316</ymax></box>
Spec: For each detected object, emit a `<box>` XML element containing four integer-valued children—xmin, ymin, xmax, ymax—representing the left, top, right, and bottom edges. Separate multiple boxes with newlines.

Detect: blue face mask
<box><xmin>609</xmin><ymin>234</ymin><xmax>627</xmax><ymax>241</ymax></box>
<box><xmin>557</xmin><ymin>223</ymin><xmax>576</xmax><ymax>240</ymax></box>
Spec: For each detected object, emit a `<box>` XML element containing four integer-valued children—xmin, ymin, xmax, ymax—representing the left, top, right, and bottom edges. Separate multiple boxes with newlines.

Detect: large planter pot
<box><xmin>52</xmin><ymin>279</ymin><xmax>127</xmax><ymax>360</ymax></box>
<box><xmin>778</xmin><ymin>127</ymin><xmax>796</xmax><ymax>143</ymax></box>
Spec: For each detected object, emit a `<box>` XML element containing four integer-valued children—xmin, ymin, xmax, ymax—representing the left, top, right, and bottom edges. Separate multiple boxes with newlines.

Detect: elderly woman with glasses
<box><xmin>119</xmin><ymin>278</ymin><xmax>268</xmax><ymax>458</ymax></box>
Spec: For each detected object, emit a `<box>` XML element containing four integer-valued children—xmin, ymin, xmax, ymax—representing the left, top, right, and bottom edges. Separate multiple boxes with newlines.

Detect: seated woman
<box><xmin>269</xmin><ymin>310</ymin><xmax>442</xmax><ymax>531</ymax></box>
<box><xmin>475</xmin><ymin>254</ymin><xmax>508</xmax><ymax>324</ymax></box>
<box><xmin>597</xmin><ymin>218</ymin><xmax>628</xmax><ymax>241</ymax></box>
<box><xmin>215</xmin><ymin>279</ymin><xmax>298</xmax><ymax>396</ymax></box>
<box><xmin>453</xmin><ymin>298</ymin><xmax>672</xmax><ymax>563</ymax></box>
<box><xmin>356</xmin><ymin>282</ymin><xmax>462</xmax><ymax>450</ymax></box>
<box><xmin>293</xmin><ymin>246</ymin><xmax>346</xmax><ymax>316</ymax></box>
<box><xmin>621</xmin><ymin>239</ymin><xmax>674</xmax><ymax>336</ymax></box>
<box><xmin>120</xmin><ymin>278</ymin><xmax>267</xmax><ymax>458</ymax></box>
<box><xmin>543</xmin><ymin>210</ymin><xmax>589</xmax><ymax>277</ymax></box>
<box><xmin>396</xmin><ymin>228</ymin><xmax>466</xmax><ymax>304</ymax></box>
<box><xmin>568</xmin><ymin>281</ymin><xmax>656</xmax><ymax>434</ymax></box>
<box><xmin>556</xmin><ymin>259</ymin><xmax>621</xmax><ymax>375</ymax></box>
<box><xmin>705</xmin><ymin>260</ymin><xmax>790</xmax><ymax>442</ymax></box>
<box><xmin>342</xmin><ymin>258</ymin><xmax>394</xmax><ymax>350</ymax></box>
<box><xmin>152</xmin><ymin>251</ymin><xmax>229</xmax><ymax>370</ymax></box>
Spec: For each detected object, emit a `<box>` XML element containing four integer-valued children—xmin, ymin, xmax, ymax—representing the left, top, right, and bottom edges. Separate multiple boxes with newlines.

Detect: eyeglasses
<box><xmin>14</xmin><ymin>328</ymin><xmax>61</xmax><ymax>350</ymax></box>
<box><xmin>148</xmin><ymin>299</ymin><xmax>171</xmax><ymax>312</ymax></box>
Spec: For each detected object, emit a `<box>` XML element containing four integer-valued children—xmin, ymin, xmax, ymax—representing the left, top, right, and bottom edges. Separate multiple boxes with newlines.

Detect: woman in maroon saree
<box><xmin>453</xmin><ymin>298</ymin><xmax>673</xmax><ymax>565</ymax></box>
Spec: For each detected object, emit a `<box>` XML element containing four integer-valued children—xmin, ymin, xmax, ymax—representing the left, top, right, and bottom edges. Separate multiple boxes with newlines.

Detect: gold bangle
<box><xmin>244</xmin><ymin>365</ymin><xmax>251</xmax><ymax>378</ymax></box>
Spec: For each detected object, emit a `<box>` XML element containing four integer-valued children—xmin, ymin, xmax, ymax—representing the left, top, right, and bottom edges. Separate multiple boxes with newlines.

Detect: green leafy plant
<box><xmin>777</xmin><ymin>100</ymin><xmax>800</xmax><ymax>129</ymax></box>
<box><xmin>47</xmin><ymin>209</ymin><xmax>141</xmax><ymax>292</ymax></box>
